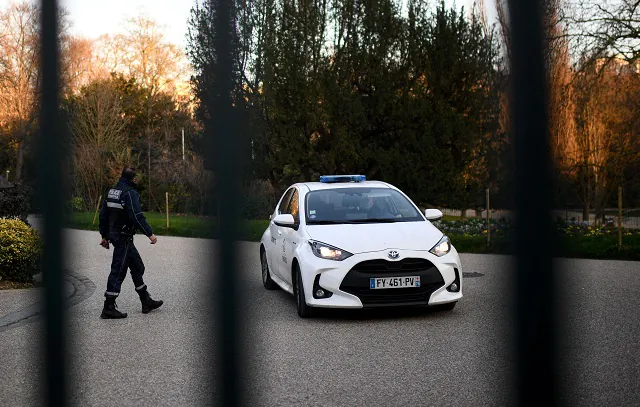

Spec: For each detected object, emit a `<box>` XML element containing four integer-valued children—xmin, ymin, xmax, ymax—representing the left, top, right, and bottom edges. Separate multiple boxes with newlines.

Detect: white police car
<box><xmin>259</xmin><ymin>175</ymin><xmax>463</xmax><ymax>317</ymax></box>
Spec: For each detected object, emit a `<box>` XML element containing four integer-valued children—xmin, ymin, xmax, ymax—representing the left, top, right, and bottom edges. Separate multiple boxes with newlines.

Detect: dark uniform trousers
<box><xmin>105</xmin><ymin>235</ymin><xmax>146</xmax><ymax>297</ymax></box>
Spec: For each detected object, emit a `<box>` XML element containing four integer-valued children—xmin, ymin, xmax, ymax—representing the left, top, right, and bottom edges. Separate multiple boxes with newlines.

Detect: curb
<box><xmin>0</xmin><ymin>270</ymin><xmax>96</xmax><ymax>332</ymax></box>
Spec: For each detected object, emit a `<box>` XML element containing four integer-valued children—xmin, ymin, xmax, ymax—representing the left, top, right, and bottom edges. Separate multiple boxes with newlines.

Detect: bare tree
<box><xmin>92</xmin><ymin>34</ymin><xmax>128</xmax><ymax>78</ymax></box>
<box><xmin>90</xmin><ymin>21</ymin><xmax>189</xmax><ymax>95</ymax></box>
<box><xmin>62</xmin><ymin>14</ymin><xmax>193</xmax><ymax>210</ymax></box>
<box><xmin>69</xmin><ymin>79</ymin><xmax>128</xmax><ymax>208</ymax></box>
<box><xmin>120</xmin><ymin>15</ymin><xmax>184</xmax><ymax>99</ymax></box>
<box><xmin>495</xmin><ymin>0</ymin><xmax>578</xmax><ymax>203</ymax></box>
<box><xmin>81</xmin><ymin>15</ymin><xmax>188</xmax><ymax>208</ymax></box>
<box><xmin>0</xmin><ymin>1</ymin><xmax>72</xmax><ymax>180</ymax></box>
<box><xmin>572</xmin><ymin>62</ymin><xmax>640</xmax><ymax>220</ymax></box>
<box><xmin>567</xmin><ymin>0</ymin><xmax>640</xmax><ymax>67</ymax></box>
<box><xmin>0</xmin><ymin>1</ymin><xmax>39</xmax><ymax>180</ymax></box>
<box><xmin>61</xmin><ymin>36</ymin><xmax>96</xmax><ymax>95</ymax></box>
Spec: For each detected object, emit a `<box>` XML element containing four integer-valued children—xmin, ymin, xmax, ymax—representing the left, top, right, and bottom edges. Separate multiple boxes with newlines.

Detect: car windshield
<box><xmin>305</xmin><ymin>187</ymin><xmax>424</xmax><ymax>224</ymax></box>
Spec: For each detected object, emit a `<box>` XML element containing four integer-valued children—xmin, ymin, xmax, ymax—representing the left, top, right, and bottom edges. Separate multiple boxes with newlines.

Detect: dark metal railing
<box><xmin>508</xmin><ymin>0</ymin><xmax>558</xmax><ymax>404</ymax></box>
<box><xmin>211</xmin><ymin>0</ymin><xmax>246</xmax><ymax>405</ymax></box>
<box><xmin>38</xmin><ymin>0</ymin><xmax>68</xmax><ymax>405</ymax></box>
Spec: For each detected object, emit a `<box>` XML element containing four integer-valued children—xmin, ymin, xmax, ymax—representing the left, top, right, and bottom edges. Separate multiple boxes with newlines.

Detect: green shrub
<box><xmin>0</xmin><ymin>182</ymin><xmax>32</xmax><ymax>222</ymax></box>
<box><xmin>67</xmin><ymin>196</ymin><xmax>86</xmax><ymax>212</ymax></box>
<box><xmin>0</xmin><ymin>218</ymin><xmax>43</xmax><ymax>282</ymax></box>
<box><xmin>240</xmin><ymin>180</ymin><xmax>278</xmax><ymax>220</ymax></box>
<box><xmin>558</xmin><ymin>234</ymin><xmax>640</xmax><ymax>261</ymax></box>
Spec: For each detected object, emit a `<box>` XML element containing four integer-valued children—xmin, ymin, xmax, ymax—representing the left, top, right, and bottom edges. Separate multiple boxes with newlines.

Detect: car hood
<box><xmin>305</xmin><ymin>221</ymin><xmax>444</xmax><ymax>254</ymax></box>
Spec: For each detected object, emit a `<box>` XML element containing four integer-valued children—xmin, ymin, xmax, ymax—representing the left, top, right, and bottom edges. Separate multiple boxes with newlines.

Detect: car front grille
<box><xmin>351</xmin><ymin>258</ymin><xmax>435</xmax><ymax>274</ymax></box>
<box><xmin>339</xmin><ymin>257</ymin><xmax>445</xmax><ymax>307</ymax></box>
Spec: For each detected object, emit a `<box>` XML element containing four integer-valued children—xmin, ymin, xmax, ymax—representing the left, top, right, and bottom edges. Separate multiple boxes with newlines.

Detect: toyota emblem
<box><xmin>388</xmin><ymin>250</ymin><xmax>399</xmax><ymax>259</ymax></box>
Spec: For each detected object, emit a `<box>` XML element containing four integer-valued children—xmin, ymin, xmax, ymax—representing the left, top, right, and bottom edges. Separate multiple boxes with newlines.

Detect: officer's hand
<box><xmin>149</xmin><ymin>235</ymin><xmax>158</xmax><ymax>244</ymax></box>
<box><xmin>100</xmin><ymin>239</ymin><xmax>110</xmax><ymax>249</ymax></box>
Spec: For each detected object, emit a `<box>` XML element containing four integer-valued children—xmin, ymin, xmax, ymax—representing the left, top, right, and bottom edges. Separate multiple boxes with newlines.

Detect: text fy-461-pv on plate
<box><xmin>370</xmin><ymin>276</ymin><xmax>421</xmax><ymax>289</ymax></box>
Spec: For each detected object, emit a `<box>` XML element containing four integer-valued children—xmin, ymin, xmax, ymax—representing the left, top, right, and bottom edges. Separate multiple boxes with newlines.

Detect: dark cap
<box><xmin>121</xmin><ymin>167</ymin><xmax>136</xmax><ymax>181</ymax></box>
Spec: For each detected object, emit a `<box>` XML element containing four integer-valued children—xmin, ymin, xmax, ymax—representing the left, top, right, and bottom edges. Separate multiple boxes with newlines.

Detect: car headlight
<box><xmin>429</xmin><ymin>235</ymin><xmax>451</xmax><ymax>257</ymax></box>
<box><xmin>309</xmin><ymin>240</ymin><xmax>353</xmax><ymax>261</ymax></box>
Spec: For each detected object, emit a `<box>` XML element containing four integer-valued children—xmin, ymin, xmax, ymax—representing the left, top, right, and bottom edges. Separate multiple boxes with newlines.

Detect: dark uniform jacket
<box><xmin>99</xmin><ymin>177</ymin><xmax>153</xmax><ymax>240</ymax></box>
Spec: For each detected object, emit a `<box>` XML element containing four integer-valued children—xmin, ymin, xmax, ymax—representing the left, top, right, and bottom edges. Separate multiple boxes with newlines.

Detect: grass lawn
<box><xmin>448</xmin><ymin>234</ymin><xmax>640</xmax><ymax>261</ymax></box>
<box><xmin>442</xmin><ymin>215</ymin><xmax>461</xmax><ymax>221</ymax></box>
<box><xmin>556</xmin><ymin>234</ymin><xmax>640</xmax><ymax>261</ymax></box>
<box><xmin>65</xmin><ymin>211</ymin><xmax>639</xmax><ymax>260</ymax></box>
<box><xmin>65</xmin><ymin>211</ymin><xmax>268</xmax><ymax>241</ymax></box>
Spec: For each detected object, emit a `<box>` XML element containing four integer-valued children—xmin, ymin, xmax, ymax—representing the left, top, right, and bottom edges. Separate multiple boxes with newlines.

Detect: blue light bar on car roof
<box><xmin>319</xmin><ymin>175</ymin><xmax>366</xmax><ymax>183</ymax></box>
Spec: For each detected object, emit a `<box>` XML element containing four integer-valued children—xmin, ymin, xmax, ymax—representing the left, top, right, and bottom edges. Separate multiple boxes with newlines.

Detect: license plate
<box><xmin>370</xmin><ymin>276</ymin><xmax>421</xmax><ymax>289</ymax></box>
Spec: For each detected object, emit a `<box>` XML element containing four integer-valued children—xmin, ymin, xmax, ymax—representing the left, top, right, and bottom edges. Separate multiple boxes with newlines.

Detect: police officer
<box><xmin>98</xmin><ymin>167</ymin><xmax>163</xmax><ymax>319</ymax></box>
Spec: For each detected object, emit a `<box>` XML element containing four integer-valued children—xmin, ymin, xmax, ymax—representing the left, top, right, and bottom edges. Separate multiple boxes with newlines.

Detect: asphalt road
<box><xmin>1</xmin><ymin>228</ymin><xmax>640</xmax><ymax>406</ymax></box>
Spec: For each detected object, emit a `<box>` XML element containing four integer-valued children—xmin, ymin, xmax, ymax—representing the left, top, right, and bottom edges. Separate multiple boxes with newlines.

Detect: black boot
<box><xmin>136</xmin><ymin>285</ymin><xmax>163</xmax><ymax>314</ymax></box>
<box><xmin>100</xmin><ymin>295</ymin><xmax>127</xmax><ymax>319</ymax></box>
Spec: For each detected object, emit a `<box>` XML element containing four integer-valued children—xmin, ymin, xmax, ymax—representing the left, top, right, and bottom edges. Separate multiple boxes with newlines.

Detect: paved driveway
<box><xmin>1</xmin><ymin>229</ymin><xmax>639</xmax><ymax>406</ymax></box>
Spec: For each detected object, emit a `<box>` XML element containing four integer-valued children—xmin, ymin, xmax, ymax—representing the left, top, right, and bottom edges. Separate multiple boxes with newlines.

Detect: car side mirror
<box><xmin>273</xmin><ymin>213</ymin><xmax>296</xmax><ymax>227</ymax></box>
<box><xmin>424</xmin><ymin>209</ymin><xmax>443</xmax><ymax>220</ymax></box>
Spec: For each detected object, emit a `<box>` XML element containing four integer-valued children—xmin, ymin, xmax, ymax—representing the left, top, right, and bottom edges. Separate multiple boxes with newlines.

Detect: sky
<box><xmin>0</xmin><ymin>0</ymin><xmax>493</xmax><ymax>51</ymax></box>
<box><xmin>61</xmin><ymin>0</ymin><xmax>195</xmax><ymax>49</ymax></box>
<box><xmin>0</xmin><ymin>0</ymin><xmax>196</xmax><ymax>49</ymax></box>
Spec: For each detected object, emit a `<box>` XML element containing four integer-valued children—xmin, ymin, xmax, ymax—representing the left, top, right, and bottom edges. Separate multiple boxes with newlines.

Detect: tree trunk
<box><xmin>15</xmin><ymin>139</ymin><xmax>25</xmax><ymax>180</ymax></box>
<box><xmin>582</xmin><ymin>205</ymin><xmax>589</xmax><ymax>223</ymax></box>
<box><xmin>597</xmin><ymin>206</ymin><xmax>605</xmax><ymax>225</ymax></box>
<box><xmin>582</xmin><ymin>174</ymin><xmax>591</xmax><ymax>223</ymax></box>
<box><xmin>595</xmin><ymin>191</ymin><xmax>606</xmax><ymax>225</ymax></box>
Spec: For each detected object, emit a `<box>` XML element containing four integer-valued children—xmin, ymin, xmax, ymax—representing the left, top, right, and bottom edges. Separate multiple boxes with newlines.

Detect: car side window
<box><xmin>278</xmin><ymin>188</ymin><xmax>294</xmax><ymax>214</ymax></box>
<box><xmin>287</xmin><ymin>189</ymin><xmax>300</xmax><ymax>223</ymax></box>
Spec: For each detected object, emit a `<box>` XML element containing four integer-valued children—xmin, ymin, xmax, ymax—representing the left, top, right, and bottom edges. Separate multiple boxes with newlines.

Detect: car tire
<box><xmin>261</xmin><ymin>249</ymin><xmax>278</xmax><ymax>290</ymax></box>
<box><xmin>294</xmin><ymin>265</ymin><xmax>313</xmax><ymax>318</ymax></box>
<box><xmin>433</xmin><ymin>302</ymin><xmax>456</xmax><ymax>311</ymax></box>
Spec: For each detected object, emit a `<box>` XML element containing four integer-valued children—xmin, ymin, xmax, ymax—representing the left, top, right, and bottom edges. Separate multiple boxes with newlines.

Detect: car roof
<box><xmin>298</xmin><ymin>180</ymin><xmax>394</xmax><ymax>192</ymax></box>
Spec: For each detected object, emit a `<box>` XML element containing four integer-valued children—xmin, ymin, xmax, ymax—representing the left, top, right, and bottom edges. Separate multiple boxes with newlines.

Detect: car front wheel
<box><xmin>294</xmin><ymin>265</ymin><xmax>313</xmax><ymax>318</ymax></box>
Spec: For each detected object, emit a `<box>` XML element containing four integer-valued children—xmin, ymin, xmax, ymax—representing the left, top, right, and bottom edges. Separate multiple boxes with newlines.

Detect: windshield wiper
<box><xmin>308</xmin><ymin>218</ymin><xmax>401</xmax><ymax>225</ymax></box>
<box><xmin>307</xmin><ymin>220</ymin><xmax>357</xmax><ymax>225</ymax></box>
<box><xmin>350</xmin><ymin>218</ymin><xmax>400</xmax><ymax>223</ymax></box>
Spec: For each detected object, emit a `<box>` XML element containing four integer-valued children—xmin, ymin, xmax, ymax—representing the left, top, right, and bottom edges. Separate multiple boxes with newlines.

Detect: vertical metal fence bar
<box><xmin>618</xmin><ymin>186</ymin><xmax>622</xmax><ymax>249</ymax></box>
<box><xmin>38</xmin><ymin>0</ymin><xmax>67</xmax><ymax>405</ymax></box>
<box><xmin>211</xmin><ymin>0</ymin><xmax>245</xmax><ymax>404</ymax></box>
<box><xmin>507</xmin><ymin>0</ymin><xmax>558</xmax><ymax>405</ymax></box>
<box><xmin>486</xmin><ymin>188</ymin><xmax>491</xmax><ymax>247</ymax></box>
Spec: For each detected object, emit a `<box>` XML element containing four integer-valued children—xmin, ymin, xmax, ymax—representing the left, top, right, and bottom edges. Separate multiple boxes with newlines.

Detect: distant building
<box><xmin>595</xmin><ymin>55</ymin><xmax>640</xmax><ymax>75</ymax></box>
